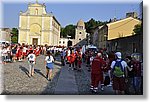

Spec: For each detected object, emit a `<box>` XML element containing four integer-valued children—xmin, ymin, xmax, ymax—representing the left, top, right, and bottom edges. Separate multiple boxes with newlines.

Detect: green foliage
<box><xmin>60</xmin><ymin>18</ymin><xmax>108</xmax><ymax>39</ymax></box>
<box><xmin>60</xmin><ymin>25</ymin><xmax>76</xmax><ymax>39</ymax></box>
<box><xmin>11</xmin><ymin>36</ymin><xmax>18</xmax><ymax>43</ymax></box>
<box><xmin>11</xmin><ymin>28</ymin><xmax>18</xmax><ymax>43</ymax></box>
<box><xmin>85</xmin><ymin>18</ymin><xmax>108</xmax><ymax>34</ymax></box>
<box><xmin>133</xmin><ymin>24</ymin><xmax>142</xmax><ymax>35</ymax></box>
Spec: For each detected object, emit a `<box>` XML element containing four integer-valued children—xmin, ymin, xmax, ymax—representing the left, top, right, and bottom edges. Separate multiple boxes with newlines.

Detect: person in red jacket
<box><xmin>68</xmin><ymin>50</ymin><xmax>76</xmax><ymax>70</ymax></box>
<box><xmin>90</xmin><ymin>53</ymin><xmax>106</xmax><ymax>93</ymax></box>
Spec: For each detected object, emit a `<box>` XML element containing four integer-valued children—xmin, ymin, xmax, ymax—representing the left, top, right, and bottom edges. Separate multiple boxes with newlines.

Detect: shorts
<box><xmin>112</xmin><ymin>76</ymin><xmax>126</xmax><ymax>91</ymax></box>
<box><xmin>46</xmin><ymin>63</ymin><xmax>54</xmax><ymax>69</ymax></box>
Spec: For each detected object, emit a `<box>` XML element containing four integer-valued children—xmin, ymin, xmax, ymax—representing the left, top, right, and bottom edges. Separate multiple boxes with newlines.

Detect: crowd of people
<box><xmin>61</xmin><ymin>47</ymin><xmax>143</xmax><ymax>95</ymax></box>
<box><xmin>0</xmin><ymin>43</ymin><xmax>143</xmax><ymax>95</ymax></box>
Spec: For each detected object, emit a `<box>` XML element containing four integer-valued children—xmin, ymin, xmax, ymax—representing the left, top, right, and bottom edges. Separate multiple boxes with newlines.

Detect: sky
<box><xmin>0</xmin><ymin>0</ymin><xmax>142</xmax><ymax>28</ymax></box>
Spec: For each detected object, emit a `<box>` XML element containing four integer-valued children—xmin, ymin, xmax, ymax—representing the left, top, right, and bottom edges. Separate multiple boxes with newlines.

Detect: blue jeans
<box><xmin>133</xmin><ymin>77</ymin><xmax>142</xmax><ymax>94</ymax></box>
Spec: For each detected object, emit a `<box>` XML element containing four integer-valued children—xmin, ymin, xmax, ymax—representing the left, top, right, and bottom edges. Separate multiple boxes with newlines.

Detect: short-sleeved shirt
<box><xmin>27</xmin><ymin>54</ymin><xmax>36</xmax><ymax>61</ymax></box>
<box><xmin>110</xmin><ymin>59</ymin><xmax>127</xmax><ymax>70</ymax></box>
<box><xmin>45</xmin><ymin>56</ymin><xmax>54</xmax><ymax>63</ymax></box>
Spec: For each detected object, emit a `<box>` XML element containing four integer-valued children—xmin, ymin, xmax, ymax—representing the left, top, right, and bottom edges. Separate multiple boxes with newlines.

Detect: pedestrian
<box><xmin>60</xmin><ymin>49</ymin><xmax>66</xmax><ymax>66</ymax></box>
<box><xmin>110</xmin><ymin>52</ymin><xmax>128</xmax><ymax>95</ymax></box>
<box><xmin>11</xmin><ymin>45</ymin><xmax>17</xmax><ymax>62</ymax></box>
<box><xmin>68</xmin><ymin>50</ymin><xmax>76</xmax><ymax>70</ymax></box>
<box><xmin>131</xmin><ymin>56</ymin><xmax>142</xmax><ymax>94</ymax></box>
<box><xmin>77</xmin><ymin>51</ymin><xmax>82</xmax><ymax>71</ymax></box>
<box><xmin>90</xmin><ymin>53</ymin><xmax>106</xmax><ymax>93</ymax></box>
<box><xmin>44</xmin><ymin>51</ymin><xmax>54</xmax><ymax>81</ymax></box>
<box><xmin>124</xmin><ymin>56</ymin><xmax>134</xmax><ymax>94</ymax></box>
<box><xmin>27</xmin><ymin>50</ymin><xmax>36</xmax><ymax>77</ymax></box>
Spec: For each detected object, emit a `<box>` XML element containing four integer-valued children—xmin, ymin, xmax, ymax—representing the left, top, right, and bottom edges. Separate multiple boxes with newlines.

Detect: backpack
<box><xmin>113</xmin><ymin>60</ymin><xmax>124</xmax><ymax>77</ymax></box>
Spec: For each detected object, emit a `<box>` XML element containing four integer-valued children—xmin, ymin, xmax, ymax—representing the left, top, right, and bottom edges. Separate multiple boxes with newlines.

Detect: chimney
<box><xmin>126</xmin><ymin>12</ymin><xmax>138</xmax><ymax>18</ymax></box>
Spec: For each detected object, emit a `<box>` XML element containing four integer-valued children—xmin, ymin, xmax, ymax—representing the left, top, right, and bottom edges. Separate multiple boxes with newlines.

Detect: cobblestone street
<box><xmin>2</xmin><ymin>55</ymin><xmax>114</xmax><ymax>95</ymax></box>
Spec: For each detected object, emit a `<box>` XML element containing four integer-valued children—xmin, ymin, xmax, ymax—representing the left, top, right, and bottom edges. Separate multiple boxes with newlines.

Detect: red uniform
<box><xmin>91</xmin><ymin>56</ymin><xmax>105</xmax><ymax>88</ymax></box>
<box><xmin>16</xmin><ymin>47</ymin><xmax>22</xmax><ymax>58</ymax></box>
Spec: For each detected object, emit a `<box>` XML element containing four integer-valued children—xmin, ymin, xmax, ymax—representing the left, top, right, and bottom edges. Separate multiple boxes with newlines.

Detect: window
<box><xmin>79</xmin><ymin>38</ymin><xmax>81</xmax><ymax>40</ymax></box>
<box><xmin>59</xmin><ymin>41</ymin><xmax>61</xmax><ymax>44</ymax></box>
<box><xmin>63</xmin><ymin>41</ymin><xmax>65</xmax><ymax>44</ymax></box>
<box><xmin>79</xmin><ymin>32</ymin><xmax>82</xmax><ymax>34</ymax></box>
<box><xmin>35</xmin><ymin>8</ymin><xmax>38</xmax><ymax>15</ymax></box>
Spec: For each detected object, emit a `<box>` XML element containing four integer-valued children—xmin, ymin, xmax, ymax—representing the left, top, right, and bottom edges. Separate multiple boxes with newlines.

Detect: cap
<box><xmin>115</xmin><ymin>52</ymin><xmax>121</xmax><ymax>59</ymax></box>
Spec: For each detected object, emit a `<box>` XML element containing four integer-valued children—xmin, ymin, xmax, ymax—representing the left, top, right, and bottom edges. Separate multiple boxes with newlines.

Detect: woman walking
<box><xmin>27</xmin><ymin>50</ymin><xmax>36</xmax><ymax>77</ymax></box>
<box><xmin>44</xmin><ymin>51</ymin><xmax>54</xmax><ymax>81</ymax></box>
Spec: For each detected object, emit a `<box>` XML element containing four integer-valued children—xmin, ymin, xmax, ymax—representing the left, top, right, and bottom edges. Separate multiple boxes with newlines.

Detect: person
<box><xmin>68</xmin><ymin>50</ymin><xmax>76</xmax><ymax>70</ymax></box>
<box><xmin>22</xmin><ymin>45</ymin><xmax>28</xmax><ymax>60</ymax></box>
<box><xmin>131</xmin><ymin>56</ymin><xmax>142</xmax><ymax>94</ymax></box>
<box><xmin>90</xmin><ymin>53</ymin><xmax>106</xmax><ymax>93</ymax></box>
<box><xmin>1</xmin><ymin>46</ymin><xmax>7</xmax><ymax>64</ymax></box>
<box><xmin>77</xmin><ymin>51</ymin><xmax>82</xmax><ymax>71</ymax></box>
<box><xmin>61</xmin><ymin>49</ymin><xmax>66</xmax><ymax>66</ymax></box>
<box><xmin>125</xmin><ymin>56</ymin><xmax>134</xmax><ymax>94</ymax></box>
<box><xmin>27</xmin><ymin>50</ymin><xmax>36</xmax><ymax>77</ymax></box>
<box><xmin>11</xmin><ymin>45</ymin><xmax>17</xmax><ymax>62</ymax></box>
<box><xmin>110</xmin><ymin>52</ymin><xmax>128</xmax><ymax>94</ymax></box>
<box><xmin>44</xmin><ymin>51</ymin><xmax>54</xmax><ymax>81</ymax></box>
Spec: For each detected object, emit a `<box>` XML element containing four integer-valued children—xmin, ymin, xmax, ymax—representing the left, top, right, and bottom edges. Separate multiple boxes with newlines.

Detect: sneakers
<box><xmin>90</xmin><ymin>86</ymin><xmax>94</xmax><ymax>90</ymax></box>
<box><xmin>93</xmin><ymin>87</ymin><xmax>98</xmax><ymax>93</ymax></box>
<box><xmin>101</xmin><ymin>87</ymin><xmax>104</xmax><ymax>91</ymax></box>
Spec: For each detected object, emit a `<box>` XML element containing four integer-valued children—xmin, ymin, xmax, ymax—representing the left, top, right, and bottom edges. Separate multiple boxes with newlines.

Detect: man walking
<box><xmin>110</xmin><ymin>52</ymin><xmax>128</xmax><ymax>94</ymax></box>
<box><xmin>90</xmin><ymin>53</ymin><xmax>105</xmax><ymax>93</ymax></box>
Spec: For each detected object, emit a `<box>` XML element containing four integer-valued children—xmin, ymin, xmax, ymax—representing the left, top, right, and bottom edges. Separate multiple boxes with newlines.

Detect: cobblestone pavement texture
<box><xmin>2</xmin><ymin>55</ymin><xmax>114</xmax><ymax>95</ymax></box>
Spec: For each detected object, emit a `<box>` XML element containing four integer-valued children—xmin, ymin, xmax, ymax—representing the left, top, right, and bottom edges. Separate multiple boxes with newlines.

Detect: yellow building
<box><xmin>95</xmin><ymin>16</ymin><xmax>141</xmax><ymax>49</ymax></box>
<box><xmin>18</xmin><ymin>1</ymin><xmax>61</xmax><ymax>46</ymax></box>
<box><xmin>107</xmin><ymin>17</ymin><xmax>141</xmax><ymax>40</ymax></box>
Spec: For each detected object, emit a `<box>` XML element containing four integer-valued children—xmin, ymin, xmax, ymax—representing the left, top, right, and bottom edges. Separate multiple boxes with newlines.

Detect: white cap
<box><xmin>115</xmin><ymin>52</ymin><xmax>121</xmax><ymax>59</ymax></box>
<box><xmin>97</xmin><ymin>53</ymin><xmax>102</xmax><ymax>57</ymax></box>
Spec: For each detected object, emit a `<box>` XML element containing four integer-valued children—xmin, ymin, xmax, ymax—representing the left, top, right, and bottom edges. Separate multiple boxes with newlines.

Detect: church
<box><xmin>59</xmin><ymin>19</ymin><xmax>87</xmax><ymax>47</ymax></box>
<box><xmin>18</xmin><ymin>1</ymin><xmax>61</xmax><ymax>46</ymax></box>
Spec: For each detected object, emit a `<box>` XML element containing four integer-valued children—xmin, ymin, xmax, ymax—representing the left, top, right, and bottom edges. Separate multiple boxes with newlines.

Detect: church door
<box><xmin>67</xmin><ymin>40</ymin><xmax>72</xmax><ymax>47</ymax></box>
<box><xmin>32</xmin><ymin>38</ymin><xmax>38</xmax><ymax>45</ymax></box>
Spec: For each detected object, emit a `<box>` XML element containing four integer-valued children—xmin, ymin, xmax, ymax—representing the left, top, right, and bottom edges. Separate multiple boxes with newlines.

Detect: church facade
<box><xmin>18</xmin><ymin>1</ymin><xmax>61</xmax><ymax>46</ymax></box>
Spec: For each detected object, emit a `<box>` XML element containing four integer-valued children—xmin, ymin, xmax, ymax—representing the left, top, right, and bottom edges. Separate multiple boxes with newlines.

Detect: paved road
<box><xmin>2</xmin><ymin>55</ymin><xmax>114</xmax><ymax>95</ymax></box>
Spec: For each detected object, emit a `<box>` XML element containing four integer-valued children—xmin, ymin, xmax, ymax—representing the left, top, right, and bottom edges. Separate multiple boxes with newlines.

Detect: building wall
<box><xmin>107</xmin><ymin>17</ymin><xmax>141</xmax><ymax>40</ymax></box>
<box><xmin>18</xmin><ymin>2</ymin><xmax>60</xmax><ymax>46</ymax></box>
<box><xmin>107</xmin><ymin>34</ymin><xmax>143</xmax><ymax>58</ymax></box>
<box><xmin>75</xmin><ymin>28</ymin><xmax>86</xmax><ymax>45</ymax></box>
<box><xmin>0</xmin><ymin>28</ymin><xmax>11</xmax><ymax>42</ymax></box>
<box><xmin>97</xmin><ymin>25</ymin><xmax>108</xmax><ymax>49</ymax></box>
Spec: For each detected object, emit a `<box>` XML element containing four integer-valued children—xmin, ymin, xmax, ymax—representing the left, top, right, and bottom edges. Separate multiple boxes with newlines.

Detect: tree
<box><xmin>11</xmin><ymin>28</ymin><xmax>18</xmax><ymax>43</ymax></box>
<box><xmin>133</xmin><ymin>24</ymin><xmax>142</xmax><ymax>35</ymax></box>
<box><xmin>85</xmin><ymin>18</ymin><xmax>108</xmax><ymax>34</ymax></box>
<box><xmin>61</xmin><ymin>25</ymin><xmax>76</xmax><ymax>39</ymax></box>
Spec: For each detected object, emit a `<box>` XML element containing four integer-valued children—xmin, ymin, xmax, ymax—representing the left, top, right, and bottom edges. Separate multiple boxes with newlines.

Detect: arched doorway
<box><xmin>67</xmin><ymin>40</ymin><xmax>72</xmax><ymax>47</ymax></box>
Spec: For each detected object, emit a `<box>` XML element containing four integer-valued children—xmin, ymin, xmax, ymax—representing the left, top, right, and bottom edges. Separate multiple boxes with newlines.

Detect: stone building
<box><xmin>74</xmin><ymin>19</ymin><xmax>87</xmax><ymax>46</ymax></box>
<box><xmin>59</xmin><ymin>19</ymin><xmax>87</xmax><ymax>47</ymax></box>
<box><xmin>93</xmin><ymin>15</ymin><xmax>141</xmax><ymax>50</ymax></box>
<box><xmin>18</xmin><ymin>1</ymin><xmax>61</xmax><ymax>46</ymax></box>
<box><xmin>0</xmin><ymin>28</ymin><xmax>11</xmax><ymax>43</ymax></box>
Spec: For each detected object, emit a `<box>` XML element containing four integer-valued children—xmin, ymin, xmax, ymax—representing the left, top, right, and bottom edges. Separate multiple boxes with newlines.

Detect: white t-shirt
<box><xmin>67</xmin><ymin>50</ymin><xmax>71</xmax><ymax>56</ymax></box>
<box><xmin>110</xmin><ymin>59</ymin><xmax>127</xmax><ymax>70</ymax></box>
<box><xmin>23</xmin><ymin>47</ymin><xmax>27</xmax><ymax>53</ymax></box>
<box><xmin>45</xmin><ymin>56</ymin><xmax>54</xmax><ymax>63</ymax></box>
<box><xmin>27</xmin><ymin>54</ymin><xmax>36</xmax><ymax>61</ymax></box>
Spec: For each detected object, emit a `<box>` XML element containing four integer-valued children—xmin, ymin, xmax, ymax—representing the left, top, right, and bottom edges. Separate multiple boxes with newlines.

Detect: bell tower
<box><xmin>75</xmin><ymin>19</ymin><xmax>86</xmax><ymax>46</ymax></box>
